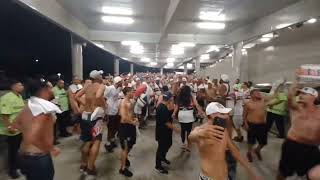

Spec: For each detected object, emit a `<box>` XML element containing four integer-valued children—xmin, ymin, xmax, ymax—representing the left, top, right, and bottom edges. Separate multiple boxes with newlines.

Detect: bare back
<box><xmin>245</xmin><ymin>99</ymin><xmax>267</xmax><ymax>124</ymax></box>
<box><xmin>83</xmin><ymin>82</ymin><xmax>105</xmax><ymax>112</ymax></box>
<box><xmin>119</xmin><ymin>98</ymin><xmax>134</xmax><ymax>124</ymax></box>
<box><xmin>288</xmin><ymin>107</ymin><xmax>320</xmax><ymax>145</ymax></box>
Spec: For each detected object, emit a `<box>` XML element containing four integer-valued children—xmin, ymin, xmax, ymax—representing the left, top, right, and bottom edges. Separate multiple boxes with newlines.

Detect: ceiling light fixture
<box><xmin>167</xmin><ymin>63</ymin><xmax>174</xmax><ymax>67</ymax></box>
<box><xmin>178</xmin><ymin>42</ymin><xmax>196</xmax><ymax>47</ymax></box>
<box><xmin>167</xmin><ymin>58</ymin><xmax>175</xmax><ymax>63</ymax></box>
<box><xmin>307</xmin><ymin>18</ymin><xmax>317</xmax><ymax>24</ymax></box>
<box><xmin>243</xmin><ymin>43</ymin><xmax>256</xmax><ymax>49</ymax></box>
<box><xmin>187</xmin><ymin>63</ymin><xmax>193</xmax><ymax>69</ymax></box>
<box><xmin>199</xmin><ymin>11</ymin><xmax>226</xmax><ymax>21</ymax></box>
<box><xmin>102</xmin><ymin>6</ymin><xmax>133</xmax><ymax>15</ymax></box>
<box><xmin>200</xmin><ymin>54</ymin><xmax>210</xmax><ymax>60</ymax></box>
<box><xmin>150</xmin><ymin>62</ymin><xmax>158</xmax><ymax>66</ymax></box>
<box><xmin>122</xmin><ymin>57</ymin><xmax>129</xmax><ymax>60</ymax></box>
<box><xmin>275</xmin><ymin>23</ymin><xmax>291</xmax><ymax>29</ymax></box>
<box><xmin>260</xmin><ymin>37</ymin><xmax>271</xmax><ymax>42</ymax></box>
<box><xmin>101</xmin><ymin>16</ymin><xmax>134</xmax><ymax>24</ymax></box>
<box><xmin>121</xmin><ymin>41</ymin><xmax>140</xmax><ymax>46</ymax></box>
<box><xmin>206</xmin><ymin>45</ymin><xmax>220</xmax><ymax>53</ymax></box>
<box><xmin>141</xmin><ymin>57</ymin><xmax>151</xmax><ymax>62</ymax></box>
<box><xmin>94</xmin><ymin>43</ymin><xmax>104</xmax><ymax>48</ymax></box>
<box><xmin>262</xmin><ymin>33</ymin><xmax>274</xmax><ymax>38</ymax></box>
<box><xmin>197</xmin><ymin>22</ymin><xmax>225</xmax><ymax>30</ymax></box>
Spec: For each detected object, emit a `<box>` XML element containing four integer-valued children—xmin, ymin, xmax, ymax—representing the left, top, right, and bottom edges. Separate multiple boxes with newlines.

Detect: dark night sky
<box><xmin>0</xmin><ymin>0</ymin><xmax>183</xmax><ymax>87</ymax></box>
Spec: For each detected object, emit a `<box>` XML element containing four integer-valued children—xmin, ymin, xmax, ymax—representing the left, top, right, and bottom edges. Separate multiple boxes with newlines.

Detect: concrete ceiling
<box><xmin>47</xmin><ymin>0</ymin><xmax>303</xmax><ymax>67</ymax></box>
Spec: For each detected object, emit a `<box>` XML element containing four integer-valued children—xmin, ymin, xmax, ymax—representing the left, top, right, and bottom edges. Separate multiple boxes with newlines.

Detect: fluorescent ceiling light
<box><xmin>102</xmin><ymin>6</ymin><xmax>133</xmax><ymax>15</ymax></box>
<box><xmin>141</xmin><ymin>57</ymin><xmax>150</xmax><ymax>62</ymax></box>
<box><xmin>256</xmin><ymin>83</ymin><xmax>271</xmax><ymax>87</ymax></box>
<box><xmin>307</xmin><ymin>18</ymin><xmax>317</xmax><ymax>24</ymax></box>
<box><xmin>171</xmin><ymin>45</ymin><xmax>184</xmax><ymax>55</ymax></box>
<box><xmin>187</xmin><ymin>63</ymin><xmax>193</xmax><ymax>69</ymax></box>
<box><xmin>199</xmin><ymin>11</ymin><xmax>225</xmax><ymax>21</ymax></box>
<box><xmin>265</xmin><ymin>46</ymin><xmax>275</xmax><ymax>52</ymax></box>
<box><xmin>122</xmin><ymin>57</ymin><xmax>129</xmax><ymax>60</ymax></box>
<box><xmin>150</xmin><ymin>62</ymin><xmax>158</xmax><ymax>66</ymax></box>
<box><xmin>121</xmin><ymin>41</ymin><xmax>140</xmax><ymax>46</ymax></box>
<box><xmin>262</xmin><ymin>33</ymin><xmax>273</xmax><ymax>38</ymax></box>
<box><xmin>130</xmin><ymin>45</ymin><xmax>144</xmax><ymax>54</ymax></box>
<box><xmin>101</xmin><ymin>16</ymin><xmax>134</xmax><ymax>24</ymax></box>
<box><xmin>260</xmin><ymin>37</ymin><xmax>271</xmax><ymax>42</ymax></box>
<box><xmin>228</xmin><ymin>53</ymin><xmax>233</xmax><ymax>57</ymax></box>
<box><xmin>206</xmin><ymin>45</ymin><xmax>220</xmax><ymax>53</ymax></box>
<box><xmin>275</xmin><ymin>23</ymin><xmax>291</xmax><ymax>29</ymax></box>
<box><xmin>178</xmin><ymin>42</ymin><xmax>196</xmax><ymax>47</ymax></box>
<box><xmin>200</xmin><ymin>54</ymin><xmax>210</xmax><ymax>60</ymax></box>
<box><xmin>94</xmin><ymin>43</ymin><xmax>104</xmax><ymax>48</ymax></box>
<box><xmin>35</xmin><ymin>59</ymin><xmax>39</xmax><ymax>62</ymax></box>
<box><xmin>167</xmin><ymin>58</ymin><xmax>175</xmax><ymax>63</ymax></box>
<box><xmin>197</xmin><ymin>22</ymin><xmax>225</xmax><ymax>30</ymax></box>
<box><xmin>243</xmin><ymin>43</ymin><xmax>255</xmax><ymax>49</ymax></box>
<box><xmin>167</xmin><ymin>63</ymin><xmax>174</xmax><ymax>67</ymax></box>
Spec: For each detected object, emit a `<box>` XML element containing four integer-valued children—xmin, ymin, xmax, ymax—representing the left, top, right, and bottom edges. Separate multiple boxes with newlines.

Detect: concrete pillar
<box><xmin>114</xmin><ymin>58</ymin><xmax>119</xmax><ymax>76</ymax></box>
<box><xmin>232</xmin><ymin>42</ymin><xmax>248</xmax><ymax>82</ymax></box>
<box><xmin>195</xmin><ymin>58</ymin><xmax>200</xmax><ymax>73</ymax></box>
<box><xmin>184</xmin><ymin>64</ymin><xmax>188</xmax><ymax>74</ymax></box>
<box><xmin>160</xmin><ymin>68</ymin><xmax>164</xmax><ymax>75</ymax></box>
<box><xmin>130</xmin><ymin>63</ymin><xmax>134</xmax><ymax>75</ymax></box>
<box><xmin>72</xmin><ymin>43</ymin><xmax>83</xmax><ymax>79</ymax></box>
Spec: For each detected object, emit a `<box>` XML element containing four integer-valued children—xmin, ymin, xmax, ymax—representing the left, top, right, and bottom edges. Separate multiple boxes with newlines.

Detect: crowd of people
<box><xmin>0</xmin><ymin>69</ymin><xmax>319</xmax><ymax>180</ymax></box>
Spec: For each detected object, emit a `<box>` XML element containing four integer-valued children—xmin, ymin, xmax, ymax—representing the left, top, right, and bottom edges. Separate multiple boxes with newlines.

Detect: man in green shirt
<box><xmin>0</xmin><ymin>80</ymin><xmax>25</xmax><ymax>179</ymax></box>
<box><xmin>52</xmin><ymin>79</ymin><xmax>71</xmax><ymax>138</ymax></box>
<box><xmin>266</xmin><ymin>86</ymin><xmax>288</xmax><ymax>138</ymax></box>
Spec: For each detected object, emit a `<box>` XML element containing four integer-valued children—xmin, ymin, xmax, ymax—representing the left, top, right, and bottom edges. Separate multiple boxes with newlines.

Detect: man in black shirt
<box><xmin>155</xmin><ymin>91</ymin><xmax>179</xmax><ymax>174</ymax></box>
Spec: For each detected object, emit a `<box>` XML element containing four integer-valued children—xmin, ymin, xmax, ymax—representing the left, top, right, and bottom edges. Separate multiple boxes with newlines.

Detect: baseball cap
<box><xmin>182</xmin><ymin>77</ymin><xmax>187</xmax><ymax>82</ymax></box>
<box><xmin>155</xmin><ymin>77</ymin><xmax>160</xmax><ymax>81</ymax></box>
<box><xmin>299</xmin><ymin>87</ymin><xmax>319</xmax><ymax>97</ymax></box>
<box><xmin>114</xmin><ymin>76</ymin><xmax>122</xmax><ymax>84</ymax></box>
<box><xmin>162</xmin><ymin>91</ymin><xmax>173</xmax><ymax>101</ymax></box>
<box><xmin>89</xmin><ymin>70</ymin><xmax>103</xmax><ymax>79</ymax></box>
<box><xmin>206</xmin><ymin>102</ymin><xmax>232</xmax><ymax>115</ymax></box>
<box><xmin>220</xmin><ymin>74</ymin><xmax>229</xmax><ymax>82</ymax></box>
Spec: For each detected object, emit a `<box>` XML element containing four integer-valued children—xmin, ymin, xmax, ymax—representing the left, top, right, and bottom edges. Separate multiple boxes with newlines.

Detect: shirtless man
<box><xmin>14</xmin><ymin>79</ymin><xmax>61</xmax><ymax>180</ymax></box>
<box><xmin>277</xmin><ymin>71</ymin><xmax>320</xmax><ymax>180</ymax></box>
<box><xmin>118</xmin><ymin>87</ymin><xmax>138</xmax><ymax>177</ymax></box>
<box><xmin>206</xmin><ymin>81</ymin><xmax>217</xmax><ymax>103</ymax></box>
<box><xmin>189</xmin><ymin>102</ymin><xmax>260</xmax><ymax>180</ymax></box>
<box><xmin>243</xmin><ymin>89</ymin><xmax>268</xmax><ymax>162</ymax></box>
<box><xmin>76</xmin><ymin>70</ymin><xmax>105</xmax><ymax>176</ymax></box>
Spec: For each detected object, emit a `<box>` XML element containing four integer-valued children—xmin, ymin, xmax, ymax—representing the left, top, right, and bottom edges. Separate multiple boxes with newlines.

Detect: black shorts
<box><xmin>80</xmin><ymin>118</ymin><xmax>103</xmax><ymax>142</ymax></box>
<box><xmin>247</xmin><ymin>122</ymin><xmax>267</xmax><ymax>145</ymax></box>
<box><xmin>279</xmin><ymin>139</ymin><xmax>320</xmax><ymax>177</ymax></box>
<box><xmin>119</xmin><ymin>123</ymin><xmax>136</xmax><ymax>150</ymax></box>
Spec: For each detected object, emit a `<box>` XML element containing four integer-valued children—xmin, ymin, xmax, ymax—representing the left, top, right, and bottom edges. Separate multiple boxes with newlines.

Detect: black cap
<box><xmin>162</xmin><ymin>91</ymin><xmax>173</xmax><ymax>101</ymax></box>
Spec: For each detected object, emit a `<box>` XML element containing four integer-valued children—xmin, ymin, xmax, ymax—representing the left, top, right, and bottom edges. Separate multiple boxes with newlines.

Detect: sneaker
<box><xmin>126</xmin><ymin>159</ymin><xmax>131</xmax><ymax>167</ymax></box>
<box><xmin>80</xmin><ymin>165</ymin><xmax>87</xmax><ymax>173</ymax></box>
<box><xmin>119</xmin><ymin>168</ymin><xmax>133</xmax><ymax>177</ymax></box>
<box><xmin>254</xmin><ymin>149</ymin><xmax>263</xmax><ymax>161</ymax></box>
<box><xmin>104</xmin><ymin>144</ymin><xmax>114</xmax><ymax>153</ymax></box>
<box><xmin>155</xmin><ymin>166</ymin><xmax>168</xmax><ymax>174</ymax></box>
<box><xmin>86</xmin><ymin>168</ymin><xmax>97</xmax><ymax>176</ymax></box>
<box><xmin>247</xmin><ymin>152</ymin><xmax>253</xmax><ymax>162</ymax></box>
<box><xmin>162</xmin><ymin>159</ymin><xmax>171</xmax><ymax>165</ymax></box>
<box><xmin>9</xmin><ymin>170</ymin><xmax>20</xmax><ymax>179</ymax></box>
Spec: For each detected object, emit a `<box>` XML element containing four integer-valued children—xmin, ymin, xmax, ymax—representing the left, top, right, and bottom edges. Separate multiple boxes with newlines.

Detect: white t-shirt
<box><xmin>68</xmin><ymin>84</ymin><xmax>83</xmax><ymax>94</ymax></box>
<box><xmin>104</xmin><ymin>85</ymin><xmax>121</xmax><ymax>115</ymax></box>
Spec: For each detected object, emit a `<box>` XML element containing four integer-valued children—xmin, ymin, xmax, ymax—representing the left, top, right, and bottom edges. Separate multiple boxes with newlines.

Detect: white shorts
<box><xmin>178</xmin><ymin>110</ymin><xmax>195</xmax><ymax>123</ymax></box>
<box><xmin>232</xmin><ymin>115</ymin><xmax>243</xmax><ymax>129</ymax></box>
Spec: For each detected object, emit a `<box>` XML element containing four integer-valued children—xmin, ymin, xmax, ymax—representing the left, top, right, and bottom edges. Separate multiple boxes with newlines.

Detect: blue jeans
<box><xmin>20</xmin><ymin>154</ymin><xmax>54</xmax><ymax>180</ymax></box>
<box><xmin>226</xmin><ymin>150</ymin><xmax>237</xmax><ymax>180</ymax></box>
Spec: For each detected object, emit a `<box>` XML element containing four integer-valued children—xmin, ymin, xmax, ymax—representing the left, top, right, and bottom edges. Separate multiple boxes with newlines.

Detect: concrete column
<box><xmin>130</xmin><ymin>63</ymin><xmax>134</xmax><ymax>75</ymax></box>
<box><xmin>184</xmin><ymin>64</ymin><xmax>188</xmax><ymax>74</ymax></box>
<box><xmin>160</xmin><ymin>68</ymin><xmax>164</xmax><ymax>75</ymax></box>
<box><xmin>232</xmin><ymin>42</ymin><xmax>248</xmax><ymax>82</ymax></box>
<box><xmin>72</xmin><ymin>43</ymin><xmax>83</xmax><ymax>79</ymax></box>
<box><xmin>195</xmin><ymin>58</ymin><xmax>200</xmax><ymax>73</ymax></box>
<box><xmin>114</xmin><ymin>58</ymin><xmax>119</xmax><ymax>76</ymax></box>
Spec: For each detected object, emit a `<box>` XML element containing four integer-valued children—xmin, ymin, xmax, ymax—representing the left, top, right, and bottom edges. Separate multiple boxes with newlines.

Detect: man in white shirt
<box><xmin>104</xmin><ymin>76</ymin><xmax>123</xmax><ymax>152</ymax></box>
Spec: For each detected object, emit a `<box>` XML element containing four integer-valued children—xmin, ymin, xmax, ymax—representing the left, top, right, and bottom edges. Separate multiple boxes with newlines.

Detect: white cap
<box><xmin>206</xmin><ymin>102</ymin><xmax>232</xmax><ymax>115</ymax></box>
<box><xmin>299</xmin><ymin>87</ymin><xmax>319</xmax><ymax>97</ymax></box>
<box><xmin>89</xmin><ymin>70</ymin><xmax>103</xmax><ymax>79</ymax></box>
<box><xmin>155</xmin><ymin>77</ymin><xmax>160</xmax><ymax>81</ymax></box>
<box><xmin>114</xmin><ymin>76</ymin><xmax>122</xmax><ymax>84</ymax></box>
<box><xmin>221</xmin><ymin>74</ymin><xmax>229</xmax><ymax>82</ymax></box>
<box><xmin>182</xmin><ymin>77</ymin><xmax>187</xmax><ymax>82</ymax></box>
<box><xmin>135</xmin><ymin>78</ymin><xmax>141</xmax><ymax>81</ymax></box>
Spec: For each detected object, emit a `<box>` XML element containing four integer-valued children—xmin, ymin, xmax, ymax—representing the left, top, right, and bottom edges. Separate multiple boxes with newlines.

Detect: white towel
<box><xmin>28</xmin><ymin>97</ymin><xmax>62</xmax><ymax>116</ymax></box>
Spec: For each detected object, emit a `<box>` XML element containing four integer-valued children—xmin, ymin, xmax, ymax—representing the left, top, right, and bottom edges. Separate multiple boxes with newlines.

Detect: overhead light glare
<box><xmin>141</xmin><ymin>57</ymin><xmax>150</xmax><ymax>62</ymax></box>
<box><xmin>167</xmin><ymin>58</ymin><xmax>175</xmax><ymax>63</ymax></box>
<box><xmin>307</xmin><ymin>18</ymin><xmax>317</xmax><ymax>24</ymax></box>
<box><xmin>275</xmin><ymin>23</ymin><xmax>291</xmax><ymax>29</ymax></box>
<box><xmin>187</xmin><ymin>63</ymin><xmax>193</xmax><ymax>69</ymax></box>
<box><xmin>94</xmin><ymin>43</ymin><xmax>104</xmax><ymax>48</ymax></box>
<box><xmin>200</xmin><ymin>54</ymin><xmax>210</xmax><ymax>60</ymax></box>
<box><xmin>121</xmin><ymin>41</ymin><xmax>140</xmax><ymax>46</ymax></box>
<box><xmin>207</xmin><ymin>45</ymin><xmax>220</xmax><ymax>53</ymax></box>
<box><xmin>178</xmin><ymin>42</ymin><xmax>196</xmax><ymax>47</ymax></box>
<box><xmin>199</xmin><ymin>11</ymin><xmax>225</xmax><ymax>21</ymax></box>
<box><xmin>243</xmin><ymin>43</ymin><xmax>256</xmax><ymax>49</ymax></box>
<box><xmin>262</xmin><ymin>33</ymin><xmax>274</xmax><ymax>38</ymax></box>
<box><xmin>102</xmin><ymin>6</ymin><xmax>133</xmax><ymax>15</ymax></box>
<box><xmin>150</xmin><ymin>62</ymin><xmax>158</xmax><ymax>66</ymax></box>
<box><xmin>197</xmin><ymin>22</ymin><xmax>225</xmax><ymax>30</ymax></box>
<box><xmin>260</xmin><ymin>37</ymin><xmax>271</xmax><ymax>42</ymax></box>
<box><xmin>101</xmin><ymin>16</ymin><xmax>134</xmax><ymax>24</ymax></box>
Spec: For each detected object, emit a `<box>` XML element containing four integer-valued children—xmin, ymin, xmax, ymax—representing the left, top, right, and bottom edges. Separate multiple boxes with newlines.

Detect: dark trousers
<box><xmin>266</xmin><ymin>112</ymin><xmax>285</xmax><ymax>138</ymax></box>
<box><xmin>155</xmin><ymin>138</ymin><xmax>172</xmax><ymax>168</ymax></box>
<box><xmin>226</xmin><ymin>150</ymin><xmax>237</xmax><ymax>180</ymax></box>
<box><xmin>107</xmin><ymin>115</ymin><xmax>120</xmax><ymax>142</ymax></box>
<box><xmin>180</xmin><ymin>122</ymin><xmax>193</xmax><ymax>143</ymax></box>
<box><xmin>55</xmin><ymin>110</ymin><xmax>70</xmax><ymax>137</ymax></box>
<box><xmin>7</xmin><ymin>134</ymin><xmax>22</xmax><ymax>173</ymax></box>
<box><xmin>20</xmin><ymin>154</ymin><xmax>54</xmax><ymax>180</ymax></box>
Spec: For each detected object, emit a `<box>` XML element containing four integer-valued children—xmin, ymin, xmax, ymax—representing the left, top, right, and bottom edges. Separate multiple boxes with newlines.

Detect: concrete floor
<box><xmin>0</xmin><ymin>120</ymin><xmax>306</xmax><ymax>180</ymax></box>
